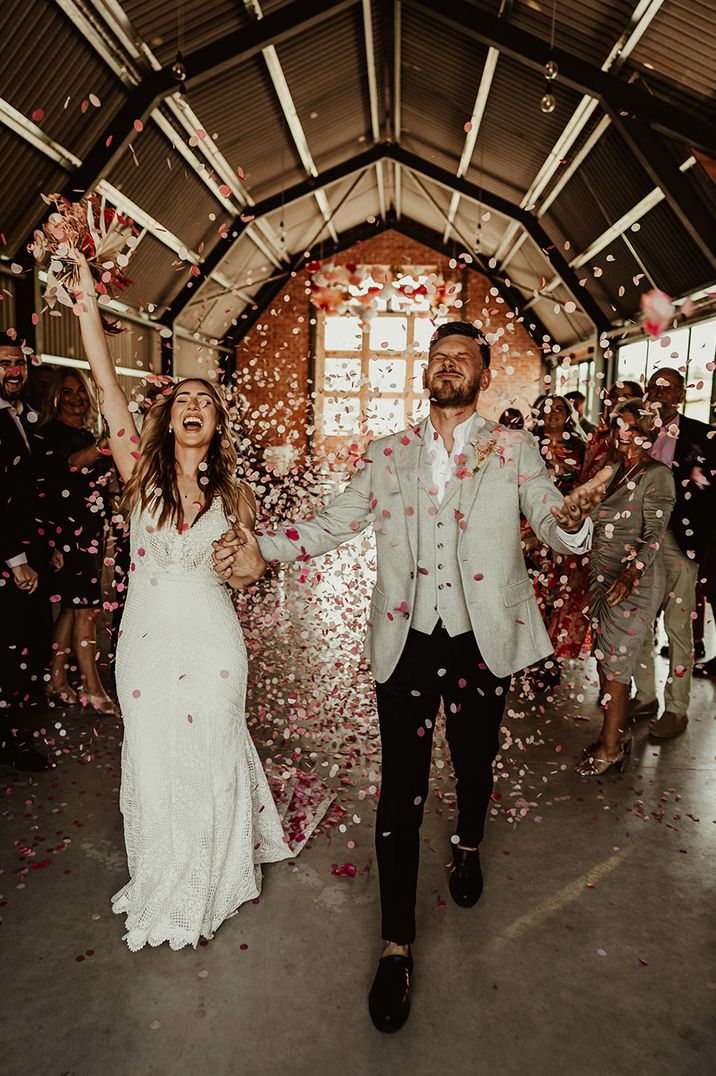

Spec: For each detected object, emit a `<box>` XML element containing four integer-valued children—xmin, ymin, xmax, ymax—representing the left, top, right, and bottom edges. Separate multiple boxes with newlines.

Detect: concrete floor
<box><xmin>2</xmin><ymin>536</ymin><xmax>715</xmax><ymax>1076</ymax></box>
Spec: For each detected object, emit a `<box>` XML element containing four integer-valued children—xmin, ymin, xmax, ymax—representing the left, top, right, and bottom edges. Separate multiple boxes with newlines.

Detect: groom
<box><xmin>214</xmin><ymin>322</ymin><xmax>607</xmax><ymax>1032</ymax></box>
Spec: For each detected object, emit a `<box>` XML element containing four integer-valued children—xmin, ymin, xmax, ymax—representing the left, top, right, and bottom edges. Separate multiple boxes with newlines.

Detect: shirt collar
<box><xmin>0</xmin><ymin>397</ymin><xmax>26</xmax><ymax>414</ymax></box>
<box><xmin>654</xmin><ymin>413</ymin><xmax>680</xmax><ymax>437</ymax></box>
<box><xmin>426</xmin><ymin>411</ymin><xmax>483</xmax><ymax>455</ymax></box>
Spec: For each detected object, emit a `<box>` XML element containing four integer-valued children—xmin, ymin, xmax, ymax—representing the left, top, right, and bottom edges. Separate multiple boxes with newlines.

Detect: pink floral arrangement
<box><xmin>306</xmin><ymin>260</ymin><xmax>462</xmax><ymax>327</ymax></box>
<box><xmin>31</xmin><ymin>193</ymin><xmax>138</xmax><ymax>334</ymax></box>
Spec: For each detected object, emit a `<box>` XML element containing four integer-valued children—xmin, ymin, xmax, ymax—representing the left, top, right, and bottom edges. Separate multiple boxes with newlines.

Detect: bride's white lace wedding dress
<box><xmin>112</xmin><ymin>497</ymin><xmax>292</xmax><ymax>952</ymax></box>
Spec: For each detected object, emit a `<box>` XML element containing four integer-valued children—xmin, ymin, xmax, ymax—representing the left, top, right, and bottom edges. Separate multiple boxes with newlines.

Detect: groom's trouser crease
<box><xmin>375</xmin><ymin>624</ymin><xmax>510</xmax><ymax>944</ymax></box>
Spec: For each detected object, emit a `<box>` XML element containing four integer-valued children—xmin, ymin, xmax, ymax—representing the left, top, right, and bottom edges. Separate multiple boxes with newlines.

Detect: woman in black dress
<box><xmin>38</xmin><ymin>368</ymin><xmax>116</xmax><ymax>712</ymax></box>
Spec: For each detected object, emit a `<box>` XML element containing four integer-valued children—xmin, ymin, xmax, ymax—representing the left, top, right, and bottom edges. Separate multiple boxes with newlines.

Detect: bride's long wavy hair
<box><xmin>121</xmin><ymin>377</ymin><xmax>244</xmax><ymax>530</ymax></box>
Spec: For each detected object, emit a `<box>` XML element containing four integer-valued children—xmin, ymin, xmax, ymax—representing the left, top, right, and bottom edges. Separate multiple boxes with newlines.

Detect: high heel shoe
<box><xmin>80</xmin><ymin>693</ymin><xmax>118</xmax><ymax>715</ymax></box>
<box><xmin>45</xmin><ymin>683</ymin><xmax>79</xmax><ymax>706</ymax></box>
<box><xmin>581</xmin><ymin>732</ymin><xmax>632</xmax><ymax>760</ymax></box>
<box><xmin>576</xmin><ymin>737</ymin><xmax>631</xmax><ymax>777</ymax></box>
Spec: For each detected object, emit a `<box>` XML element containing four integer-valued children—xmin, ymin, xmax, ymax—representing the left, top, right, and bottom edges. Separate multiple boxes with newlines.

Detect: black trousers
<box><xmin>374</xmin><ymin>624</ymin><xmax>510</xmax><ymax>945</ymax></box>
<box><xmin>0</xmin><ymin>568</ymin><xmax>52</xmax><ymax>742</ymax></box>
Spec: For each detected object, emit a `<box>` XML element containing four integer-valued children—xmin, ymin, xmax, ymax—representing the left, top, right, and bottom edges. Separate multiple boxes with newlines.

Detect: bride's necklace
<box><xmin>617</xmin><ymin>455</ymin><xmax>646</xmax><ymax>489</ymax></box>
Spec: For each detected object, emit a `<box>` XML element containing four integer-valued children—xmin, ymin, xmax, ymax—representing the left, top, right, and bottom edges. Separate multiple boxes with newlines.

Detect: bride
<box><xmin>73</xmin><ymin>253</ymin><xmax>291</xmax><ymax>951</ymax></box>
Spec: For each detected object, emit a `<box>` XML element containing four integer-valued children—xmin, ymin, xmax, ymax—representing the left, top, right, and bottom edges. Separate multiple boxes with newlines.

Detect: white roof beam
<box><xmin>393</xmin><ymin>0</ymin><xmax>402</xmax><ymax>217</ymax></box>
<box><xmin>496</xmin><ymin>0</ymin><xmax>665</xmax><ymax>268</ymax></box>
<box><xmin>443</xmin><ymin>47</ymin><xmax>499</xmax><ymax>243</ymax></box>
<box><xmin>523</xmin><ymin>155</ymin><xmax>696</xmax><ymax>307</ymax></box>
<box><xmin>57</xmin><ymin>0</ymin><xmax>286</xmax><ymax>269</ymax></box>
<box><xmin>245</xmin><ymin>0</ymin><xmax>338</xmax><ymax>243</ymax></box>
<box><xmin>0</xmin><ymin>96</ymin><xmax>82</xmax><ymax>170</ymax></box>
<box><xmin>362</xmin><ymin>0</ymin><xmax>387</xmax><ymax>219</ymax></box>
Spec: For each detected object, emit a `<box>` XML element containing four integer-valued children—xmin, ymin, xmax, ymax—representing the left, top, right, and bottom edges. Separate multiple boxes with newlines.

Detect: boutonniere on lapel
<box><xmin>454</xmin><ymin>424</ymin><xmax>502</xmax><ymax>478</ymax></box>
<box><xmin>455</xmin><ymin>424</ymin><xmax>524</xmax><ymax>478</ymax></box>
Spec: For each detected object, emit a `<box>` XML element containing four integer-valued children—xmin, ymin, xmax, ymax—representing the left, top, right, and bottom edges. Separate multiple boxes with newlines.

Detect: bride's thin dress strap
<box><xmin>236</xmin><ymin>480</ymin><xmax>256</xmax><ymax>524</ymax></box>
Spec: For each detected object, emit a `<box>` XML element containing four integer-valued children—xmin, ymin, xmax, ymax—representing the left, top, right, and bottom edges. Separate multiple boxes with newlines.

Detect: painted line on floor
<box><xmin>491</xmin><ymin>846</ymin><xmax>633</xmax><ymax>949</ymax></box>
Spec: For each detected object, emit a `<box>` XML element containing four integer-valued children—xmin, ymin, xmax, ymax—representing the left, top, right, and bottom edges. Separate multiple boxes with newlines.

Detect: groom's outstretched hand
<box><xmin>212</xmin><ymin>524</ymin><xmax>267</xmax><ymax>588</ymax></box>
<box><xmin>550</xmin><ymin>464</ymin><xmax>614</xmax><ymax>532</ymax></box>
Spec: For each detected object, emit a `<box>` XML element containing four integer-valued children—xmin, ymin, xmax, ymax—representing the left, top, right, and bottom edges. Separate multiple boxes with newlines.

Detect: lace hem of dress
<box><xmin>112</xmin><ymin>774</ymin><xmax>335</xmax><ymax>952</ymax></box>
<box><xmin>112</xmin><ymin>876</ymin><xmax>263</xmax><ymax>952</ymax></box>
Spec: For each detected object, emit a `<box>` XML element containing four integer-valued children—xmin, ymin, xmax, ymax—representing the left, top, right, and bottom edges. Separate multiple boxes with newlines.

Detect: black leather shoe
<box><xmin>368</xmin><ymin>948</ymin><xmax>413</xmax><ymax>1033</ymax></box>
<box><xmin>449</xmin><ymin>847</ymin><xmax>483</xmax><ymax>908</ymax></box>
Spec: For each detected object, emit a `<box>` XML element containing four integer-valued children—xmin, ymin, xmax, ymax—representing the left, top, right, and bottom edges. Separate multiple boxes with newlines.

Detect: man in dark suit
<box><xmin>0</xmin><ymin>331</ymin><xmax>61</xmax><ymax>771</ymax></box>
<box><xmin>631</xmin><ymin>367</ymin><xmax>716</xmax><ymax>738</ymax></box>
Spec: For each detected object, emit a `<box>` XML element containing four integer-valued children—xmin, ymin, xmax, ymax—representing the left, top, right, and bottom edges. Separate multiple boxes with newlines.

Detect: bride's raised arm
<box><xmin>73</xmin><ymin>253</ymin><xmax>138</xmax><ymax>482</ymax></box>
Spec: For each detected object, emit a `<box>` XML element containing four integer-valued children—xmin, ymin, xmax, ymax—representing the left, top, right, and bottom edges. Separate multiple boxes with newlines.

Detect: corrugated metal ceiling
<box><xmin>509</xmin><ymin>0</ymin><xmax>637</xmax><ymax>67</ymax></box>
<box><xmin>0</xmin><ymin>0</ymin><xmax>713</xmax><ymax>351</ymax></box>
<box><xmin>274</xmin><ymin>5</ymin><xmax>373</xmax><ymax>173</ymax></box>
<box><xmin>543</xmin><ymin>123</ymin><xmax>657</xmax><ymax>255</ymax></box>
<box><xmin>185</xmin><ymin>56</ymin><xmax>303</xmax><ymax>198</ymax></box>
<box><xmin>624</xmin><ymin>0</ymin><xmax>716</xmax><ymax>109</ymax></box>
<box><xmin>400</xmin><ymin>3</ymin><xmax>487</xmax><ymax>176</ymax></box>
<box><xmin>0</xmin><ymin>0</ymin><xmax>130</xmax><ymax>163</ymax></box>
<box><xmin>466</xmin><ymin>54</ymin><xmax>586</xmax><ymax>206</ymax></box>
<box><xmin>108</xmin><ymin>120</ymin><xmax>231</xmax><ymax>254</ymax></box>
<box><xmin>120</xmin><ymin>0</ymin><xmax>250</xmax><ymax>67</ymax></box>
<box><xmin>0</xmin><ymin>130</ymin><xmax>68</xmax><ymax>254</ymax></box>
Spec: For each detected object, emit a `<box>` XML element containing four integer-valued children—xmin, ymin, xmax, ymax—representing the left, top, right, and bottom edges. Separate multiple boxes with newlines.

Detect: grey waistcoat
<box><xmin>411</xmin><ymin>449</ymin><xmax>472</xmax><ymax>636</ymax></box>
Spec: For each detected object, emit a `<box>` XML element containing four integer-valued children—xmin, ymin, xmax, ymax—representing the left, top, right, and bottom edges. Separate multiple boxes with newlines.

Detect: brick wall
<box><xmin>234</xmin><ymin>229</ymin><xmax>547</xmax><ymax>463</ymax></box>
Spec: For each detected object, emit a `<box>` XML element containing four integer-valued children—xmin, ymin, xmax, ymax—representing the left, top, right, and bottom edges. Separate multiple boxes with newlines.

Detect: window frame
<box><xmin>314</xmin><ymin>308</ymin><xmax>445</xmax><ymax>454</ymax></box>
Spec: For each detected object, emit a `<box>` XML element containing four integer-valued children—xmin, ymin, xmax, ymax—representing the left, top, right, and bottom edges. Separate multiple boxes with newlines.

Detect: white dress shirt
<box><xmin>425</xmin><ymin>412</ymin><xmax>480</xmax><ymax>502</ymax></box>
<box><xmin>425</xmin><ymin>411</ymin><xmax>591</xmax><ymax>550</ymax></box>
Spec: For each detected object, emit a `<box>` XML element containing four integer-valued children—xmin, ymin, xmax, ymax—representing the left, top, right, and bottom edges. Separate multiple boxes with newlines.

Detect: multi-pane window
<box><xmin>554</xmin><ymin>358</ymin><xmax>596</xmax><ymax>398</ymax></box>
<box><xmin>616</xmin><ymin>316</ymin><xmax>716</xmax><ymax>422</ymax></box>
<box><xmin>314</xmin><ymin>278</ymin><xmax>450</xmax><ymax>452</ymax></box>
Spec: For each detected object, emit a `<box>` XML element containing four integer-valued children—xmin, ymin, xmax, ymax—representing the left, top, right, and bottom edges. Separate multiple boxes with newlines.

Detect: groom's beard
<box><xmin>426</xmin><ymin>370</ymin><xmax>481</xmax><ymax>409</ymax></box>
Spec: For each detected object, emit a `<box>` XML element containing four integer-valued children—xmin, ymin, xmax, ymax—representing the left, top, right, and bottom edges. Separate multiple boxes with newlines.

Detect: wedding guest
<box><xmin>498</xmin><ymin>407</ymin><xmax>524</xmax><ymax>429</ymax></box>
<box><xmin>527</xmin><ymin>393</ymin><xmax>548</xmax><ymax>430</ymax></box>
<box><xmin>582</xmin><ymin>379</ymin><xmax>643</xmax><ymax>482</ymax></box>
<box><xmin>215</xmin><ymin>322</ymin><xmax>612</xmax><ymax>1032</ymax></box>
<box><xmin>36</xmin><ymin>367</ymin><xmax>115</xmax><ymax>712</ymax></box>
<box><xmin>525</xmin><ymin>396</ymin><xmax>589</xmax><ymax>687</ymax></box>
<box><xmin>631</xmin><ymin>368</ymin><xmax>716</xmax><ymax>738</ymax></box>
<box><xmin>577</xmin><ymin>400</ymin><xmax>675</xmax><ymax>775</ymax></box>
<box><xmin>565</xmin><ymin>389</ymin><xmax>596</xmax><ymax>437</ymax></box>
<box><xmin>0</xmin><ymin>332</ymin><xmax>61</xmax><ymax>771</ymax></box>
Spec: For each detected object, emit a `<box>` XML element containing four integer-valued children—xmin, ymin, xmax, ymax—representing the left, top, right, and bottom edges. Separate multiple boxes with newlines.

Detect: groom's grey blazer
<box><xmin>256</xmin><ymin>415</ymin><xmax>590</xmax><ymax>683</ymax></box>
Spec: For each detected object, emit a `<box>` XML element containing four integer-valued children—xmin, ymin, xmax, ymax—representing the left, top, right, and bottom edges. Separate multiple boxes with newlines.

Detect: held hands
<box><xmin>50</xmin><ymin>549</ymin><xmax>64</xmax><ymax>572</ymax></box>
<box><xmin>550</xmin><ymin>464</ymin><xmax>614</xmax><ymax>533</ymax></box>
<box><xmin>212</xmin><ymin>524</ymin><xmax>267</xmax><ymax>588</ymax></box>
<box><xmin>12</xmin><ymin>563</ymin><xmax>39</xmax><ymax>594</ymax></box>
